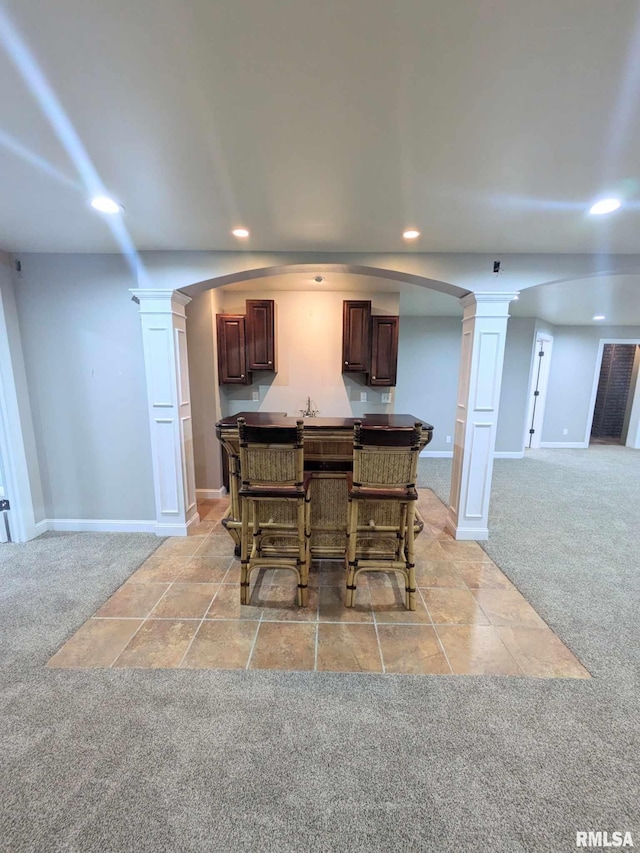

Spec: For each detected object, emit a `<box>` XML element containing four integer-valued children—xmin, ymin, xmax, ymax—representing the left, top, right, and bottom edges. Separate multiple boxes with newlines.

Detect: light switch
<box><xmin>252</xmin><ymin>390</ymin><xmax>259</xmax><ymax>402</ymax></box>
<box><xmin>360</xmin><ymin>392</ymin><xmax>367</xmax><ymax>402</ymax></box>
<box><xmin>381</xmin><ymin>393</ymin><xmax>391</xmax><ymax>404</ymax></box>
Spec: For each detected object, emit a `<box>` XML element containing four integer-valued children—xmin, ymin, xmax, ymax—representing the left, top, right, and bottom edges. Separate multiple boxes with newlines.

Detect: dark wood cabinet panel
<box><xmin>216</xmin><ymin>314</ymin><xmax>250</xmax><ymax>384</ymax></box>
<box><xmin>342</xmin><ymin>300</ymin><xmax>371</xmax><ymax>372</ymax></box>
<box><xmin>369</xmin><ymin>316</ymin><xmax>399</xmax><ymax>386</ymax></box>
<box><xmin>246</xmin><ymin>299</ymin><xmax>276</xmax><ymax>371</ymax></box>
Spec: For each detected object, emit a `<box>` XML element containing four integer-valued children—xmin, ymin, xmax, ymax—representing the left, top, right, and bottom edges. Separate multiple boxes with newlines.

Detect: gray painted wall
<box><xmin>14</xmin><ymin>254</ymin><xmax>155</xmax><ymax>520</ymax></box>
<box><xmin>542</xmin><ymin>325</ymin><xmax>640</xmax><ymax>444</ymax></box>
<box><xmin>496</xmin><ymin>318</ymin><xmax>536</xmax><ymax>453</ymax></box>
<box><xmin>395</xmin><ymin>317</ymin><xmax>461</xmax><ymax>452</ymax></box>
<box><xmin>186</xmin><ymin>289</ymin><xmax>224</xmax><ymax>492</ymax></box>
<box><xmin>396</xmin><ymin>315</ymin><xmax>536</xmax><ymax>454</ymax></box>
<box><xmin>0</xmin><ymin>256</ymin><xmax>46</xmax><ymax>524</ymax></box>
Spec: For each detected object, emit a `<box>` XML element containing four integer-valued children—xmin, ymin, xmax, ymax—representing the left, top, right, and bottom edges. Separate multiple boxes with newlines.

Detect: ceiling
<box><xmin>1</xmin><ymin>0</ymin><xmax>640</xmax><ymax>255</ymax></box>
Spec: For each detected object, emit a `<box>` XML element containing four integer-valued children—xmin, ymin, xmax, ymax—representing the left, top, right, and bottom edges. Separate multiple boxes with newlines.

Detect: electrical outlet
<box><xmin>381</xmin><ymin>392</ymin><xmax>391</xmax><ymax>404</ymax></box>
<box><xmin>562</xmin><ymin>428</ymin><xmax>568</xmax><ymax>435</ymax></box>
<box><xmin>360</xmin><ymin>392</ymin><xmax>367</xmax><ymax>403</ymax></box>
<box><xmin>446</xmin><ymin>435</ymin><xmax>452</xmax><ymax>444</ymax></box>
<box><xmin>252</xmin><ymin>390</ymin><xmax>259</xmax><ymax>402</ymax></box>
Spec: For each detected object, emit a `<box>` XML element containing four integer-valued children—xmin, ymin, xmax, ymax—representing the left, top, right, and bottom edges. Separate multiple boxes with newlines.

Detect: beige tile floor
<box><xmin>48</xmin><ymin>492</ymin><xmax>590</xmax><ymax>679</ymax></box>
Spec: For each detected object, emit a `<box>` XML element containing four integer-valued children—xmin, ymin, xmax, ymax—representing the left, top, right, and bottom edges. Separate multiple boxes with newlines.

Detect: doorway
<box><xmin>590</xmin><ymin>344</ymin><xmax>640</xmax><ymax>445</ymax></box>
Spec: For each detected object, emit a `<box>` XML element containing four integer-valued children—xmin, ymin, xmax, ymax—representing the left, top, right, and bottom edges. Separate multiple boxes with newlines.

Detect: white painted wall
<box><xmin>542</xmin><ymin>325</ymin><xmax>640</xmax><ymax>445</ymax></box>
<box><xmin>14</xmin><ymin>254</ymin><xmax>156</xmax><ymax>521</ymax></box>
<box><xmin>217</xmin><ymin>290</ymin><xmax>398</xmax><ymax>420</ymax></box>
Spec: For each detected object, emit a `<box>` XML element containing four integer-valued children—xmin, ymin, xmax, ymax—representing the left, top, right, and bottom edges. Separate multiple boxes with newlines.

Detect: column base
<box><xmin>445</xmin><ymin>514</ymin><xmax>488</xmax><ymax>541</ymax></box>
<box><xmin>155</xmin><ymin>512</ymin><xmax>201</xmax><ymax>537</ymax></box>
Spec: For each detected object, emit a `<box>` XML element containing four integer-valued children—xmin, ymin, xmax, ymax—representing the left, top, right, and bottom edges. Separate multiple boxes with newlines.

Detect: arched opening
<box><xmin>181</xmin><ymin>264</ymin><xmax>468</xmax><ymax>502</ymax></box>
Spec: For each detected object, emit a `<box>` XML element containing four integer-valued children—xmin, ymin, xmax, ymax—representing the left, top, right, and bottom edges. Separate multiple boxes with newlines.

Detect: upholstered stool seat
<box><xmin>345</xmin><ymin>420</ymin><xmax>422</xmax><ymax>610</ymax></box>
<box><xmin>237</xmin><ymin>417</ymin><xmax>311</xmax><ymax>606</ymax></box>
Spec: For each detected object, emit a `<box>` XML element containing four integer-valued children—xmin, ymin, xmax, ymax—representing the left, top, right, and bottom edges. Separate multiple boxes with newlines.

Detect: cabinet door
<box><xmin>342</xmin><ymin>300</ymin><xmax>371</xmax><ymax>372</ymax></box>
<box><xmin>369</xmin><ymin>316</ymin><xmax>399</xmax><ymax>386</ymax></box>
<box><xmin>246</xmin><ymin>299</ymin><xmax>276</xmax><ymax>371</ymax></box>
<box><xmin>216</xmin><ymin>315</ymin><xmax>250</xmax><ymax>384</ymax></box>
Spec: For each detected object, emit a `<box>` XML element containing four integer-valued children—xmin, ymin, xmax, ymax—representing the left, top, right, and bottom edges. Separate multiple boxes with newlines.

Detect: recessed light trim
<box><xmin>403</xmin><ymin>229</ymin><xmax>420</xmax><ymax>240</ymax></box>
<box><xmin>90</xmin><ymin>196</ymin><xmax>122</xmax><ymax>214</ymax></box>
<box><xmin>593</xmin><ymin>315</ymin><xmax>606</xmax><ymax>320</ymax></box>
<box><xmin>588</xmin><ymin>198</ymin><xmax>621</xmax><ymax>215</ymax></box>
<box><xmin>232</xmin><ymin>228</ymin><xmax>249</xmax><ymax>238</ymax></box>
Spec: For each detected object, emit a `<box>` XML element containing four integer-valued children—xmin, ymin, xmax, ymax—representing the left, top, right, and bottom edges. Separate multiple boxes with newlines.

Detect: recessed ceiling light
<box><xmin>593</xmin><ymin>315</ymin><xmax>606</xmax><ymax>320</ymax></box>
<box><xmin>90</xmin><ymin>196</ymin><xmax>122</xmax><ymax>214</ymax></box>
<box><xmin>403</xmin><ymin>229</ymin><xmax>420</xmax><ymax>240</ymax></box>
<box><xmin>313</xmin><ymin>276</ymin><xmax>324</xmax><ymax>283</ymax></box>
<box><xmin>232</xmin><ymin>228</ymin><xmax>249</xmax><ymax>238</ymax></box>
<box><xmin>588</xmin><ymin>198</ymin><xmax>621</xmax><ymax>215</ymax></box>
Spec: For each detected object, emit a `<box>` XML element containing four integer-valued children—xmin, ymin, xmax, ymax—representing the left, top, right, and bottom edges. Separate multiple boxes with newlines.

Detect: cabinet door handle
<box><xmin>268</xmin><ymin>361</ymin><xmax>272</xmax><ymax>365</ymax></box>
<box><xmin>240</xmin><ymin>374</ymin><xmax>244</xmax><ymax>379</ymax></box>
<box><xmin>344</xmin><ymin>361</ymin><xmax>349</xmax><ymax>365</ymax></box>
<box><xmin>372</xmin><ymin>376</ymin><xmax>376</xmax><ymax>380</ymax></box>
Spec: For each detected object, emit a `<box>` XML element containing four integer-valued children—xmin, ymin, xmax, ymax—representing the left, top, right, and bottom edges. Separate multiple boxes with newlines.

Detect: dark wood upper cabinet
<box><xmin>246</xmin><ymin>299</ymin><xmax>276</xmax><ymax>371</ymax></box>
<box><xmin>342</xmin><ymin>300</ymin><xmax>371</xmax><ymax>372</ymax></box>
<box><xmin>369</xmin><ymin>316</ymin><xmax>399</xmax><ymax>387</ymax></box>
<box><xmin>216</xmin><ymin>314</ymin><xmax>250</xmax><ymax>384</ymax></box>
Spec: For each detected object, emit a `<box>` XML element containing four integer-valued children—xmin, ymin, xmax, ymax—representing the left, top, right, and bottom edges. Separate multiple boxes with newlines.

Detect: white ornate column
<box><xmin>446</xmin><ymin>292</ymin><xmax>518</xmax><ymax>541</ymax></box>
<box><xmin>131</xmin><ymin>289</ymin><xmax>199</xmax><ymax>536</ymax></box>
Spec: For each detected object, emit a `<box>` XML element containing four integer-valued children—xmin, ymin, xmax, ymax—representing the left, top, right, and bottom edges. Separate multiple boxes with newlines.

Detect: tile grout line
<box><xmin>418</xmin><ymin>588</ymin><xmax>453</xmax><ymax>675</ymax></box>
<box><xmin>107</xmin><ymin>583</ymin><xmax>175</xmax><ymax>667</ymax></box>
<box><xmin>244</xmin><ymin>612</ymin><xmax>264</xmax><ymax>671</ymax></box>
<box><xmin>176</xmin><ymin>586</ymin><xmax>222</xmax><ymax>668</ymax></box>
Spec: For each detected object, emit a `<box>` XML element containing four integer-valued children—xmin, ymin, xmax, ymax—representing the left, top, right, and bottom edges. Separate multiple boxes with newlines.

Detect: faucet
<box><xmin>300</xmin><ymin>396</ymin><xmax>319</xmax><ymax>417</ymax></box>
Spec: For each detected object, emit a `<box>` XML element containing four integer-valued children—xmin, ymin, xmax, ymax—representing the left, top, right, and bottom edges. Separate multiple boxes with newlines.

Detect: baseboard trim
<box><xmin>44</xmin><ymin>519</ymin><xmax>157</xmax><ymax>534</ymax></box>
<box><xmin>445</xmin><ymin>521</ymin><xmax>489</xmax><ymax>541</ymax></box>
<box><xmin>196</xmin><ymin>487</ymin><xmax>227</xmax><ymax>499</ymax></box>
<box><xmin>34</xmin><ymin>520</ymin><xmax>49</xmax><ymax>537</ymax></box>
<box><xmin>539</xmin><ymin>441</ymin><xmax>589</xmax><ymax>449</ymax></box>
<box><xmin>422</xmin><ymin>450</ymin><xmax>524</xmax><ymax>459</ymax></box>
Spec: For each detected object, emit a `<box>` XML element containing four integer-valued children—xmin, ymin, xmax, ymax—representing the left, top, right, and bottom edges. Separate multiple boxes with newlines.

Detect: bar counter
<box><xmin>216</xmin><ymin>412</ymin><xmax>434</xmax><ymax>558</ymax></box>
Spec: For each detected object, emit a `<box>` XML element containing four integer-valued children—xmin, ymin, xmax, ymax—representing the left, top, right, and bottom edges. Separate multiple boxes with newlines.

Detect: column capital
<box><xmin>459</xmin><ymin>291</ymin><xmax>520</xmax><ymax>319</ymax></box>
<box><xmin>130</xmin><ymin>288</ymin><xmax>191</xmax><ymax>315</ymax></box>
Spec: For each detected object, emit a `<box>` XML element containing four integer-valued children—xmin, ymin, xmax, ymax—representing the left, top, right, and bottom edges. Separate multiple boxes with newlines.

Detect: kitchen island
<box><xmin>215</xmin><ymin>412</ymin><xmax>434</xmax><ymax>558</ymax></box>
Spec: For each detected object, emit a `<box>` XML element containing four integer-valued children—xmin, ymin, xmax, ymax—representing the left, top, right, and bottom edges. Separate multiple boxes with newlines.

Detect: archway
<box><xmin>131</xmin><ymin>263</ymin><xmax>517</xmax><ymax>540</ymax></box>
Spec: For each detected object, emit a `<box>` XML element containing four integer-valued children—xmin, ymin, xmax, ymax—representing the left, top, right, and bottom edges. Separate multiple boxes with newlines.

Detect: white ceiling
<box><xmin>1</xmin><ymin>0</ymin><xmax>640</xmax><ymax>255</ymax></box>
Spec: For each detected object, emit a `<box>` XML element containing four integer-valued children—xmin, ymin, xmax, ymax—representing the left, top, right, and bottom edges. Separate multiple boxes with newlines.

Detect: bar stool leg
<box><xmin>345</xmin><ymin>498</ymin><xmax>359</xmax><ymax>607</ymax></box>
<box><xmin>405</xmin><ymin>502</ymin><xmax>417</xmax><ymax>611</ymax></box>
<box><xmin>240</xmin><ymin>497</ymin><xmax>251</xmax><ymax>605</ymax></box>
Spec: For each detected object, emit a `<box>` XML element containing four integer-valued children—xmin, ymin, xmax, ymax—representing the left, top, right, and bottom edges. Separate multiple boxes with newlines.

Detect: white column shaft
<box><xmin>131</xmin><ymin>289</ymin><xmax>198</xmax><ymax>536</ymax></box>
<box><xmin>446</xmin><ymin>293</ymin><xmax>517</xmax><ymax>540</ymax></box>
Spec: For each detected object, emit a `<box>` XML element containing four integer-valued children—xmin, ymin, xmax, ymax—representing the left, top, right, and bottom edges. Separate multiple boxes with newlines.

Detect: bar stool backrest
<box><xmin>352</xmin><ymin>421</ymin><xmax>422</xmax><ymax>491</ymax></box>
<box><xmin>237</xmin><ymin>418</ymin><xmax>305</xmax><ymax>490</ymax></box>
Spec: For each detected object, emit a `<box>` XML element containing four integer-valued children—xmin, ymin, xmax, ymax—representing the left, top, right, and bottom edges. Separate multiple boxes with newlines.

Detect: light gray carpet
<box><xmin>1</xmin><ymin>450</ymin><xmax>639</xmax><ymax>853</ymax></box>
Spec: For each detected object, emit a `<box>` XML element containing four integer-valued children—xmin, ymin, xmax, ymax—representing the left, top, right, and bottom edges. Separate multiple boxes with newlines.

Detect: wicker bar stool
<box><xmin>345</xmin><ymin>420</ymin><xmax>422</xmax><ymax>610</ymax></box>
<box><xmin>237</xmin><ymin>417</ymin><xmax>311</xmax><ymax>606</ymax></box>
